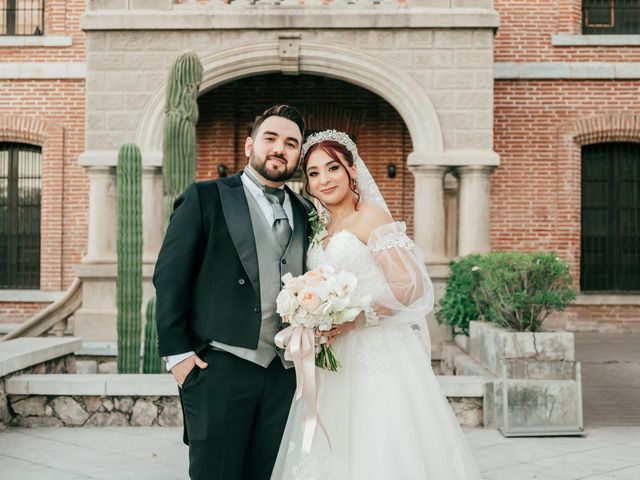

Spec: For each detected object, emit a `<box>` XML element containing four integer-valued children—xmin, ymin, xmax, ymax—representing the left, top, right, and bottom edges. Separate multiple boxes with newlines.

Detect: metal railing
<box><xmin>1</xmin><ymin>0</ymin><xmax>44</xmax><ymax>36</ymax></box>
<box><xmin>583</xmin><ymin>0</ymin><xmax>640</xmax><ymax>35</ymax></box>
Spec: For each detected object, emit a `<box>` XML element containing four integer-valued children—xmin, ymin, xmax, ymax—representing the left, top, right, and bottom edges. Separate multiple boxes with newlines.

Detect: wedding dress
<box><xmin>271</xmin><ymin>221</ymin><xmax>483</xmax><ymax>480</ymax></box>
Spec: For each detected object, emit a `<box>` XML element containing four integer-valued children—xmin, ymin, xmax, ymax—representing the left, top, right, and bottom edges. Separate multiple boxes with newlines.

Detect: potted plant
<box><xmin>438</xmin><ymin>252</ymin><xmax>581</xmax><ymax>436</ymax></box>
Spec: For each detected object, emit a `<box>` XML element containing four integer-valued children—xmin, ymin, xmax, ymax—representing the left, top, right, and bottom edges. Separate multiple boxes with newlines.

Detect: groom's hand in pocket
<box><xmin>172</xmin><ymin>354</ymin><xmax>208</xmax><ymax>387</ymax></box>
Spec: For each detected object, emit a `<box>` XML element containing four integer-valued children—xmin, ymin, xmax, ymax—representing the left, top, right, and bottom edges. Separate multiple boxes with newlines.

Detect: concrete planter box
<box><xmin>468</xmin><ymin>321</ymin><xmax>583</xmax><ymax>436</ymax></box>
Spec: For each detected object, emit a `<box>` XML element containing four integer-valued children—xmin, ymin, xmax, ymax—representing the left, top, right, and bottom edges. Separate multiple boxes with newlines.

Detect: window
<box><xmin>581</xmin><ymin>142</ymin><xmax>640</xmax><ymax>292</ymax></box>
<box><xmin>0</xmin><ymin>142</ymin><xmax>41</xmax><ymax>289</ymax></box>
<box><xmin>0</xmin><ymin>0</ymin><xmax>44</xmax><ymax>36</ymax></box>
<box><xmin>583</xmin><ymin>0</ymin><xmax>640</xmax><ymax>35</ymax></box>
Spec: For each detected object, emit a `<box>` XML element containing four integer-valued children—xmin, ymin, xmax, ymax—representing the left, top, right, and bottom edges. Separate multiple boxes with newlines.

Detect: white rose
<box><xmin>276</xmin><ymin>289</ymin><xmax>297</xmax><ymax>318</ymax></box>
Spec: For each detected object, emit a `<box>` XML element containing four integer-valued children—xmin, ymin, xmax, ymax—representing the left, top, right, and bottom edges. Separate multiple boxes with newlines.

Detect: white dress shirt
<box><xmin>164</xmin><ymin>170</ymin><xmax>294</xmax><ymax>371</ymax></box>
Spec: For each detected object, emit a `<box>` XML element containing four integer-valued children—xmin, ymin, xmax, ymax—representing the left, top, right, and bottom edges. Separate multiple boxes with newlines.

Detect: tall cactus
<box><xmin>143</xmin><ymin>296</ymin><xmax>163</xmax><ymax>373</ymax></box>
<box><xmin>142</xmin><ymin>52</ymin><xmax>203</xmax><ymax>374</ymax></box>
<box><xmin>116</xmin><ymin>143</ymin><xmax>143</xmax><ymax>374</ymax></box>
<box><xmin>163</xmin><ymin>51</ymin><xmax>203</xmax><ymax>222</ymax></box>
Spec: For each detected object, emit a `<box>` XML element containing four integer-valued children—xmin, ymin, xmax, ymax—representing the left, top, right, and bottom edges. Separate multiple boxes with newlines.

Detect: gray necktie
<box><xmin>244</xmin><ymin>169</ymin><xmax>292</xmax><ymax>251</ymax></box>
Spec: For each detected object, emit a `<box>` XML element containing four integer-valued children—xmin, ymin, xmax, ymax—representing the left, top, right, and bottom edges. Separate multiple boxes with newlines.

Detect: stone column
<box><xmin>457</xmin><ymin>165</ymin><xmax>494</xmax><ymax>256</ymax></box>
<box><xmin>84</xmin><ymin>166</ymin><xmax>117</xmax><ymax>264</ymax></box>
<box><xmin>409</xmin><ymin>165</ymin><xmax>448</xmax><ymax>263</ymax></box>
<box><xmin>142</xmin><ymin>166</ymin><xmax>164</xmax><ymax>264</ymax></box>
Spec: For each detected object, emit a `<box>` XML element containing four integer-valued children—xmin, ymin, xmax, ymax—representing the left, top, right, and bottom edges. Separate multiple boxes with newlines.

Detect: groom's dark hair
<box><xmin>251</xmin><ymin>105</ymin><xmax>305</xmax><ymax>140</ymax></box>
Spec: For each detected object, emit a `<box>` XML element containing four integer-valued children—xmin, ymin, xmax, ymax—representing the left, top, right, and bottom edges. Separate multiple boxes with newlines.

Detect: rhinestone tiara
<box><xmin>301</xmin><ymin>129</ymin><xmax>359</xmax><ymax>159</ymax></box>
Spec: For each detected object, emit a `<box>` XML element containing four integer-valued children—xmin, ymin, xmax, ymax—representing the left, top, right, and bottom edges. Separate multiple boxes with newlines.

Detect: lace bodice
<box><xmin>307</xmin><ymin>229</ymin><xmax>384</xmax><ymax>302</ymax></box>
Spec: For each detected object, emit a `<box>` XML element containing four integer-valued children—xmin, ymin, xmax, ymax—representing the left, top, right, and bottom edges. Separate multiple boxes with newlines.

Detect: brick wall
<box><xmin>568</xmin><ymin>304</ymin><xmax>640</xmax><ymax>333</ymax></box>
<box><xmin>494</xmin><ymin>0</ymin><xmax>640</xmax><ymax>61</ymax></box>
<box><xmin>0</xmin><ymin>0</ymin><xmax>87</xmax><ymax>323</ymax></box>
<box><xmin>195</xmin><ymin>74</ymin><xmax>415</xmax><ymax>235</ymax></box>
<box><xmin>493</xmin><ymin>80</ymin><xmax>640</xmax><ymax>270</ymax></box>
<box><xmin>0</xmin><ymin>80</ymin><xmax>87</xmax><ymax>289</ymax></box>
<box><xmin>493</xmin><ymin>80</ymin><xmax>640</xmax><ymax>329</ymax></box>
<box><xmin>0</xmin><ymin>302</ymin><xmax>50</xmax><ymax>324</ymax></box>
<box><xmin>492</xmin><ymin>1</ymin><xmax>640</xmax><ymax>331</ymax></box>
<box><xmin>0</xmin><ymin>0</ymin><xmax>86</xmax><ymax>62</ymax></box>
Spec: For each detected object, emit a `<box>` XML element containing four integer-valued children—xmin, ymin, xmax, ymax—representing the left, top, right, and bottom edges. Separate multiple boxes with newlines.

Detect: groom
<box><xmin>153</xmin><ymin>105</ymin><xmax>312</xmax><ymax>480</ymax></box>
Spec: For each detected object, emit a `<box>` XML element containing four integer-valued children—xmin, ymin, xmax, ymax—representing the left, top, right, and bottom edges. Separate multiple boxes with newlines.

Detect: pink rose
<box><xmin>298</xmin><ymin>290</ymin><xmax>321</xmax><ymax>312</ymax></box>
<box><xmin>303</xmin><ymin>270</ymin><xmax>325</xmax><ymax>286</ymax></box>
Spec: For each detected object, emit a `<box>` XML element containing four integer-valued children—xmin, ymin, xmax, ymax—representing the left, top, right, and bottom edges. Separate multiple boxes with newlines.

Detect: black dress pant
<box><xmin>178</xmin><ymin>347</ymin><xmax>296</xmax><ymax>480</ymax></box>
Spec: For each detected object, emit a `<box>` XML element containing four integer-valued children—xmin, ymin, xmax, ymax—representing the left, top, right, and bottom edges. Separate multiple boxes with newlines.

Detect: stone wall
<box><xmin>84</xmin><ymin>28</ymin><xmax>494</xmax><ymax>153</ymax></box>
<box><xmin>0</xmin><ymin>354</ymin><xmax>76</xmax><ymax>431</ymax></box>
<box><xmin>5</xmin><ymin>393</ymin><xmax>480</xmax><ymax>428</ymax></box>
<box><xmin>75</xmin><ymin>356</ymin><xmax>118</xmax><ymax>374</ymax></box>
<box><xmin>448</xmin><ymin>397</ymin><xmax>483</xmax><ymax>428</ymax></box>
<box><xmin>7</xmin><ymin>395</ymin><xmax>182</xmax><ymax>428</ymax></box>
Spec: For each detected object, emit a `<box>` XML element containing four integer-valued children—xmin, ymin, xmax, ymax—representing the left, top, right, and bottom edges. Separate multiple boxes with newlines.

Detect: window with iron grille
<box><xmin>0</xmin><ymin>0</ymin><xmax>44</xmax><ymax>36</ymax></box>
<box><xmin>581</xmin><ymin>142</ymin><xmax>640</xmax><ymax>292</ymax></box>
<box><xmin>583</xmin><ymin>0</ymin><xmax>640</xmax><ymax>34</ymax></box>
<box><xmin>0</xmin><ymin>142</ymin><xmax>41</xmax><ymax>289</ymax></box>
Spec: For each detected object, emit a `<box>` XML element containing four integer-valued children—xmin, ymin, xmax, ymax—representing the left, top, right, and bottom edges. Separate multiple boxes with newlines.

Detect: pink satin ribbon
<box><xmin>275</xmin><ymin>325</ymin><xmax>332</xmax><ymax>453</ymax></box>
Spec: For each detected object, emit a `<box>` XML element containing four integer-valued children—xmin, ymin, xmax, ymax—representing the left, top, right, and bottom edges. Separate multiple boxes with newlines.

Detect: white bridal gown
<box><xmin>272</xmin><ymin>222</ymin><xmax>483</xmax><ymax>480</ymax></box>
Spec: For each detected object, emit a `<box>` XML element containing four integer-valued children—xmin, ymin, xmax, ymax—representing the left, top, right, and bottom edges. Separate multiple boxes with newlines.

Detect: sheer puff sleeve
<box><xmin>365</xmin><ymin>221</ymin><xmax>435</xmax><ymax>330</ymax></box>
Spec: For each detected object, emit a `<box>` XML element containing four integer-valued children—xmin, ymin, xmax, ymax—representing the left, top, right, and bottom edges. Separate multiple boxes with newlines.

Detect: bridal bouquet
<box><xmin>276</xmin><ymin>265</ymin><xmax>371</xmax><ymax>371</ymax></box>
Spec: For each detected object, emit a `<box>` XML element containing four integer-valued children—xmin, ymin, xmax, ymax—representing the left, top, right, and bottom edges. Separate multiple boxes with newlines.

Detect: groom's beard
<box><xmin>249</xmin><ymin>152</ymin><xmax>298</xmax><ymax>183</ymax></box>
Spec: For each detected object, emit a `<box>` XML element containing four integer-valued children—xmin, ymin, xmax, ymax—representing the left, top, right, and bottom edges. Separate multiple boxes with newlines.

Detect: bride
<box><xmin>271</xmin><ymin>130</ymin><xmax>483</xmax><ymax>480</ymax></box>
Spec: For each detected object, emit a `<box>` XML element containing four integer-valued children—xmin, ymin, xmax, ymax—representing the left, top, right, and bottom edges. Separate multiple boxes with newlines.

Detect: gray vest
<box><xmin>209</xmin><ymin>184</ymin><xmax>306</xmax><ymax>367</ymax></box>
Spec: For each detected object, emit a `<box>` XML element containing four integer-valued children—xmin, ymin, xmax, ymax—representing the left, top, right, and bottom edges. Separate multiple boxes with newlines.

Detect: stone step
<box><xmin>5</xmin><ymin>373</ymin><xmax>176</xmax><ymax>396</ymax></box>
<box><xmin>437</xmin><ymin>374</ymin><xmax>487</xmax><ymax>397</ymax></box>
<box><xmin>0</xmin><ymin>337</ymin><xmax>82</xmax><ymax>377</ymax></box>
<box><xmin>5</xmin><ymin>373</ymin><xmax>486</xmax><ymax>398</ymax></box>
<box><xmin>441</xmin><ymin>341</ymin><xmax>496</xmax><ymax>378</ymax></box>
<box><xmin>75</xmin><ymin>341</ymin><xmax>118</xmax><ymax>357</ymax></box>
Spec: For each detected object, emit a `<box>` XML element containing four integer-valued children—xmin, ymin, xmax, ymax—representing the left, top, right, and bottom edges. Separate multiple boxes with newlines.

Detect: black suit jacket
<box><xmin>153</xmin><ymin>172</ymin><xmax>314</xmax><ymax>358</ymax></box>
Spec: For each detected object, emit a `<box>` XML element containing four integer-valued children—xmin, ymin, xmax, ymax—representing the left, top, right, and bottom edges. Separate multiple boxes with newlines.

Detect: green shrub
<box><xmin>438</xmin><ymin>252</ymin><xmax>576</xmax><ymax>334</ymax></box>
<box><xmin>474</xmin><ymin>252</ymin><xmax>576</xmax><ymax>332</ymax></box>
<box><xmin>436</xmin><ymin>254</ymin><xmax>483</xmax><ymax>336</ymax></box>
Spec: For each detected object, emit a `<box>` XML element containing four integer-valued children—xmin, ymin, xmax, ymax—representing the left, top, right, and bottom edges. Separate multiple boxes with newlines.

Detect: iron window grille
<box><xmin>0</xmin><ymin>142</ymin><xmax>41</xmax><ymax>289</ymax></box>
<box><xmin>583</xmin><ymin>0</ymin><xmax>640</xmax><ymax>34</ymax></box>
<box><xmin>1</xmin><ymin>0</ymin><xmax>44</xmax><ymax>36</ymax></box>
<box><xmin>581</xmin><ymin>142</ymin><xmax>640</xmax><ymax>292</ymax></box>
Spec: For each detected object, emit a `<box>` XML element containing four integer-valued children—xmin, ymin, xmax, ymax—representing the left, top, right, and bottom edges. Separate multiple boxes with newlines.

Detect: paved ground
<box><xmin>1</xmin><ymin>332</ymin><xmax>637</xmax><ymax>478</ymax></box>
<box><xmin>575</xmin><ymin>332</ymin><xmax>640</xmax><ymax>426</ymax></box>
<box><xmin>1</xmin><ymin>426</ymin><xmax>640</xmax><ymax>479</ymax></box>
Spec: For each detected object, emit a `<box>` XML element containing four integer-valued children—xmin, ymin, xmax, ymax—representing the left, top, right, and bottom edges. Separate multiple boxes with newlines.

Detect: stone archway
<box><xmin>135</xmin><ymin>39</ymin><xmax>446</xmax><ymax>267</ymax></box>
<box><xmin>135</xmin><ymin>40</ymin><xmax>443</xmax><ymax>163</ymax></box>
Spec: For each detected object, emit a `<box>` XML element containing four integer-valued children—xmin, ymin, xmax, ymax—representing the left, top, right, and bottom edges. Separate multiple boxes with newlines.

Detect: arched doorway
<box><xmin>195</xmin><ymin>73</ymin><xmax>416</xmax><ymax>233</ymax></box>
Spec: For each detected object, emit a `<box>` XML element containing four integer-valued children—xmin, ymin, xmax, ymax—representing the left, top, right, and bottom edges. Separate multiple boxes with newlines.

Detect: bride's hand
<box><xmin>316</xmin><ymin>312</ymin><xmax>366</xmax><ymax>345</ymax></box>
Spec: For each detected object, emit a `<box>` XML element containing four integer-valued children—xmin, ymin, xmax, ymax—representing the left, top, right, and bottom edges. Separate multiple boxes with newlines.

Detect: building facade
<box><xmin>493</xmin><ymin>0</ymin><xmax>640</xmax><ymax>331</ymax></box>
<box><xmin>0</xmin><ymin>0</ymin><xmax>87</xmax><ymax>323</ymax></box>
<box><xmin>0</xmin><ymin>0</ymin><xmax>638</xmax><ymax>350</ymax></box>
